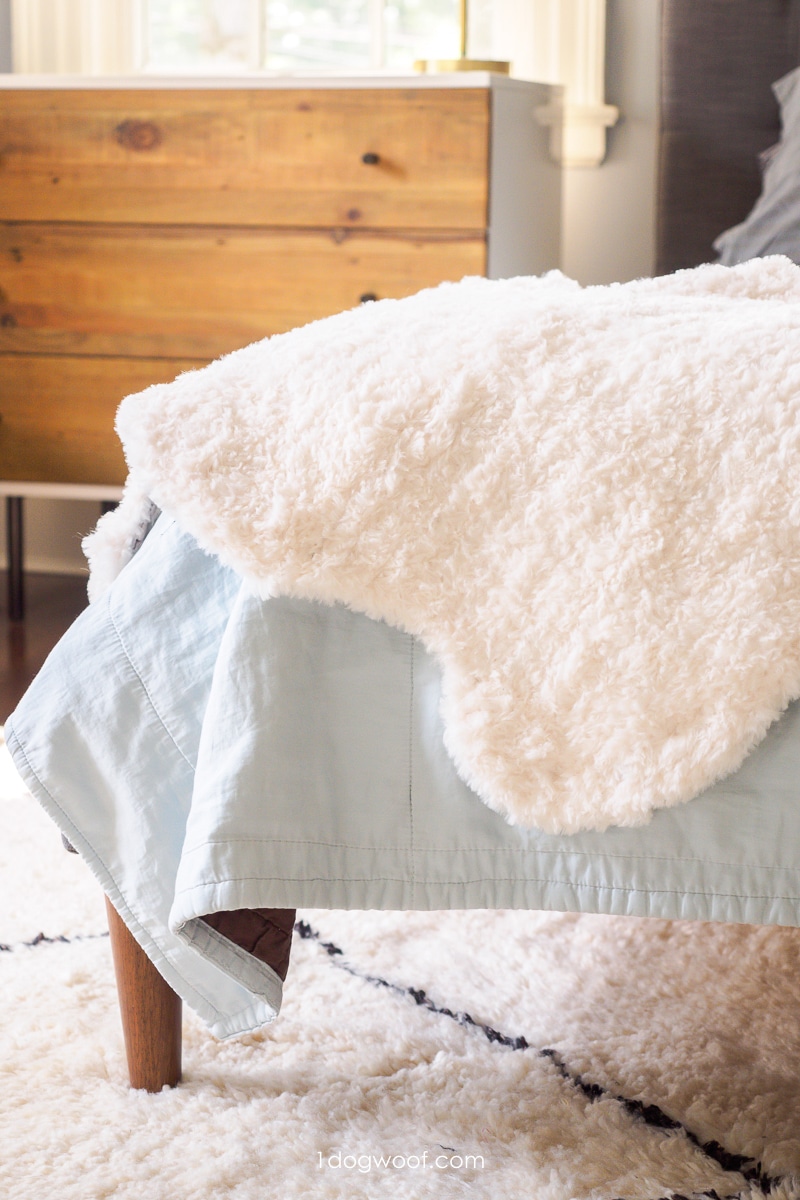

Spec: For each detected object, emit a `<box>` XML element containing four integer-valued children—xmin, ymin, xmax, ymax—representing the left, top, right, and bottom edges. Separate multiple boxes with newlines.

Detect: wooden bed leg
<box><xmin>105</xmin><ymin>897</ymin><xmax>182</xmax><ymax>1091</ymax></box>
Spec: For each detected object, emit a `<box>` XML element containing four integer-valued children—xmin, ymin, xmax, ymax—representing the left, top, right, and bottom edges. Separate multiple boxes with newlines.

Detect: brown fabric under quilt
<box><xmin>200</xmin><ymin>908</ymin><xmax>296</xmax><ymax>981</ymax></box>
<box><xmin>62</xmin><ymin>837</ymin><xmax>295</xmax><ymax>983</ymax></box>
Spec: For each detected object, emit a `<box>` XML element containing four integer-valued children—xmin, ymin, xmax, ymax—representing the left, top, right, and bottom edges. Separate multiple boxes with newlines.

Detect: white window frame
<box><xmin>11</xmin><ymin>0</ymin><xmax>617</xmax><ymax>164</ymax></box>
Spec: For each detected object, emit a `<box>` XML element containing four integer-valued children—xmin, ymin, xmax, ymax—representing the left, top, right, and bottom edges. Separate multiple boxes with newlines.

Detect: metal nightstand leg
<box><xmin>6</xmin><ymin>495</ymin><xmax>24</xmax><ymax>622</ymax></box>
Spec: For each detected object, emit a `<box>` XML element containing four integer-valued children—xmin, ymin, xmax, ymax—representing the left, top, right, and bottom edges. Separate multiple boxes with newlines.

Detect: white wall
<box><xmin>562</xmin><ymin>0</ymin><xmax>660</xmax><ymax>284</ymax></box>
<box><xmin>0</xmin><ymin>0</ymin><xmax>10</xmax><ymax>71</ymax></box>
<box><xmin>2</xmin><ymin>0</ymin><xmax>662</xmax><ymax>577</ymax></box>
<box><xmin>4</xmin><ymin>499</ymin><xmax>103</xmax><ymax>576</ymax></box>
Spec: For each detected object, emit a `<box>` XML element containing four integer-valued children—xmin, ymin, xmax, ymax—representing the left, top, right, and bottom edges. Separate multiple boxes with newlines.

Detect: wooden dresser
<box><xmin>0</xmin><ymin>74</ymin><xmax>559</xmax><ymax>493</ymax></box>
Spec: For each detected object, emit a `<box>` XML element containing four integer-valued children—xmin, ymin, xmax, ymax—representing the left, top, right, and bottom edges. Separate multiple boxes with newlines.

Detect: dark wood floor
<box><xmin>0</xmin><ymin>572</ymin><xmax>89</xmax><ymax>722</ymax></box>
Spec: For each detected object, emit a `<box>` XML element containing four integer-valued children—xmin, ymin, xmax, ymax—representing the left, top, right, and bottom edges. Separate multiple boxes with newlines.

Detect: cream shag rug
<box><xmin>1</xmin><ymin>744</ymin><xmax>799</xmax><ymax>1200</ymax></box>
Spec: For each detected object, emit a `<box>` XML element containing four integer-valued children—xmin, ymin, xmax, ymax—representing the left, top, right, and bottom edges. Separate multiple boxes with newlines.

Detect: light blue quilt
<box><xmin>7</xmin><ymin>514</ymin><xmax>800</xmax><ymax>1037</ymax></box>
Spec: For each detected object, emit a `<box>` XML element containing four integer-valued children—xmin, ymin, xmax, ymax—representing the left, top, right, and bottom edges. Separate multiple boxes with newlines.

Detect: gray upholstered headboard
<box><xmin>656</xmin><ymin>0</ymin><xmax>800</xmax><ymax>274</ymax></box>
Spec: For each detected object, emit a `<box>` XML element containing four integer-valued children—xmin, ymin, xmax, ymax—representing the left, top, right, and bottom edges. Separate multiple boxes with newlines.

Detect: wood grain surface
<box><xmin>0</xmin><ymin>222</ymin><xmax>485</xmax><ymax>357</ymax></box>
<box><xmin>0</xmin><ymin>354</ymin><xmax>201</xmax><ymax>483</ymax></box>
<box><xmin>0</xmin><ymin>88</ymin><xmax>490</xmax><ymax>229</ymax></box>
<box><xmin>0</xmin><ymin>85</ymin><xmax>494</xmax><ymax>487</ymax></box>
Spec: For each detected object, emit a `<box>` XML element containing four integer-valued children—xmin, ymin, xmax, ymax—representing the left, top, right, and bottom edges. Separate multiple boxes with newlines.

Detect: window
<box><xmin>144</xmin><ymin>0</ymin><xmax>465</xmax><ymax>75</ymax></box>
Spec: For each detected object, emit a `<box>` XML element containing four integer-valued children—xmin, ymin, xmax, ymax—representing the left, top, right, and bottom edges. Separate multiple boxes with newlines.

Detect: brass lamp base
<box><xmin>414</xmin><ymin>58</ymin><xmax>510</xmax><ymax>74</ymax></box>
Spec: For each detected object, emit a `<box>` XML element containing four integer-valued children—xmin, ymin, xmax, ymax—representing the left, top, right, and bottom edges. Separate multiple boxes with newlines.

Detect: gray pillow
<box><xmin>715</xmin><ymin>66</ymin><xmax>800</xmax><ymax>265</ymax></box>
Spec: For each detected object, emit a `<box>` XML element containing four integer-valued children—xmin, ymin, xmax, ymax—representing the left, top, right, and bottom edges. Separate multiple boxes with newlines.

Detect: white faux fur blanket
<box><xmin>85</xmin><ymin>257</ymin><xmax>800</xmax><ymax>833</ymax></box>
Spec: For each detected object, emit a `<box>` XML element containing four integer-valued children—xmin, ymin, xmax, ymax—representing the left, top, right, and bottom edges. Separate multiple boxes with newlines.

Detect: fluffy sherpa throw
<box><xmin>84</xmin><ymin>256</ymin><xmax>800</xmax><ymax>834</ymax></box>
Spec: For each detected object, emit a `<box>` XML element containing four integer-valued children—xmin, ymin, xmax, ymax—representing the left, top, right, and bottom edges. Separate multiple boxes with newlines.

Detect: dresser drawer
<box><xmin>0</xmin><ymin>88</ymin><xmax>490</xmax><ymax>230</ymax></box>
<box><xmin>0</xmin><ymin>223</ymin><xmax>485</xmax><ymax>358</ymax></box>
<box><xmin>0</xmin><ymin>354</ymin><xmax>200</xmax><ymax>484</ymax></box>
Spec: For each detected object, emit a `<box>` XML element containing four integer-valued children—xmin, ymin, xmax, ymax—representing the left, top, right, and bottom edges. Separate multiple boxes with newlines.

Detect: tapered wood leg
<box><xmin>105</xmin><ymin>897</ymin><xmax>182</xmax><ymax>1091</ymax></box>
